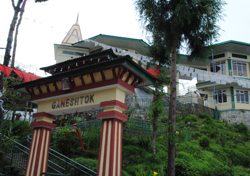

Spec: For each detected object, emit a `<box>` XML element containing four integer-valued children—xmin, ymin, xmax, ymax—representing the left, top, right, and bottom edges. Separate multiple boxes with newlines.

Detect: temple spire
<box><xmin>61</xmin><ymin>13</ymin><xmax>82</xmax><ymax>45</ymax></box>
<box><xmin>76</xmin><ymin>12</ymin><xmax>79</xmax><ymax>24</ymax></box>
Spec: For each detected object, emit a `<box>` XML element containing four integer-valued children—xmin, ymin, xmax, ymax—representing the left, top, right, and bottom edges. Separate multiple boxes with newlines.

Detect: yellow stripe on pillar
<box><xmin>99</xmin><ymin>120</ymin><xmax>107</xmax><ymax>175</ymax></box>
<box><xmin>113</xmin><ymin>121</ymin><xmax>118</xmax><ymax>176</ymax></box>
<box><xmin>105</xmin><ymin>120</ymin><xmax>112</xmax><ymax>176</ymax></box>
<box><xmin>37</xmin><ymin>129</ymin><xmax>46</xmax><ymax>175</ymax></box>
<box><xmin>118</xmin><ymin>122</ymin><xmax>122</xmax><ymax>176</ymax></box>
<box><xmin>26</xmin><ymin>129</ymin><xmax>37</xmax><ymax>176</ymax></box>
<box><xmin>30</xmin><ymin>129</ymin><xmax>40</xmax><ymax>176</ymax></box>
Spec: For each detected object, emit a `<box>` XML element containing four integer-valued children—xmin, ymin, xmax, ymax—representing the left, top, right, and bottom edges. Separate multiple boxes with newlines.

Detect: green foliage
<box><xmin>199</xmin><ymin>113</ymin><xmax>214</xmax><ymax>124</ymax></box>
<box><xmin>217</xmin><ymin>133</ymin><xmax>227</xmax><ymax>147</ymax></box>
<box><xmin>199</xmin><ymin>113</ymin><xmax>210</xmax><ymax>119</ymax></box>
<box><xmin>208</xmin><ymin>130</ymin><xmax>218</xmax><ymax>139</ymax></box>
<box><xmin>135</xmin><ymin>164</ymin><xmax>152</xmax><ymax>176</ymax></box>
<box><xmin>74</xmin><ymin>157</ymin><xmax>98</xmax><ymax>172</ymax></box>
<box><xmin>82</xmin><ymin>126</ymin><xmax>101</xmax><ymax>152</ymax></box>
<box><xmin>184</xmin><ymin>114</ymin><xmax>197</xmax><ymax>123</ymax></box>
<box><xmin>174</xmin><ymin>158</ymin><xmax>191</xmax><ymax>176</ymax></box>
<box><xmin>52</xmin><ymin>127</ymin><xmax>83</xmax><ymax>158</ymax></box>
<box><xmin>235</xmin><ymin>122</ymin><xmax>248</xmax><ymax>134</ymax></box>
<box><xmin>138</xmin><ymin>135</ymin><xmax>151</xmax><ymax>150</ymax></box>
<box><xmin>2</xmin><ymin>76</ymin><xmax>30</xmax><ymax>112</ymax></box>
<box><xmin>11</xmin><ymin>121</ymin><xmax>32</xmax><ymax>138</ymax></box>
<box><xmin>176</xmin><ymin>113</ymin><xmax>183</xmax><ymax>122</ymax></box>
<box><xmin>199</xmin><ymin>136</ymin><xmax>210</xmax><ymax>148</ymax></box>
<box><xmin>224</xmin><ymin>148</ymin><xmax>250</xmax><ymax>167</ymax></box>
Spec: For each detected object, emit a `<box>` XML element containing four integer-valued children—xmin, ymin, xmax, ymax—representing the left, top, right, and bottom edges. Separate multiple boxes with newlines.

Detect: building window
<box><xmin>232</xmin><ymin>61</ymin><xmax>248</xmax><ymax>77</ymax></box>
<box><xmin>236</xmin><ymin>90</ymin><xmax>249</xmax><ymax>104</ymax></box>
<box><xmin>213</xmin><ymin>90</ymin><xmax>227</xmax><ymax>103</ymax></box>
<box><xmin>210</xmin><ymin>61</ymin><xmax>226</xmax><ymax>75</ymax></box>
<box><xmin>232</xmin><ymin>53</ymin><xmax>247</xmax><ymax>59</ymax></box>
<box><xmin>63</xmin><ymin>50</ymin><xmax>75</xmax><ymax>55</ymax></box>
<box><xmin>208</xmin><ymin>53</ymin><xmax>225</xmax><ymax>59</ymax></box>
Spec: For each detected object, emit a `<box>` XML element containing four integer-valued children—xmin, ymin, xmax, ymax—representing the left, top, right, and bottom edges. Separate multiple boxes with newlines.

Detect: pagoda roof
<box><xmin>73</xmin><ymin>34</ymin><xmax>149</xmax><ymax>55</ymax></box>
<box><xmin>15</xmin><ymin>49</ymin><xmax>156</xmax><ymax>94</ymax></box>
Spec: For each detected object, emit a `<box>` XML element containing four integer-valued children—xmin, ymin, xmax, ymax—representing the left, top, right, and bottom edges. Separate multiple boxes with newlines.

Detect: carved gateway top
<box><xmin>14</xmin><ymin>49</ymin><xmax>156</xmax><ymax>104</ymax></box>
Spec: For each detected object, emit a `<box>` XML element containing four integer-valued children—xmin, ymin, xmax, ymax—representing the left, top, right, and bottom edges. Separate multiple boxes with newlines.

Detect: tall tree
<box><xmin>1</xmin><ymin>0</ymin><xmax>26</xmax><ymax>91</ymax></box>
<box><xmin>1</xmin><ymin>0</ymin><xmax>47</xmax><ymax>91</ymax></box>
<box><xmin>11</xmin><ymin>0</ymin><xmax>27</xmax><ymax>67</ymax></box>
<box><xmin>135</xmin><ymin>0</ymin><xmax>225</xmax><ymax>175</ymax></box>
<box><xmin>148</xmin><ymin>32</ymin><xmax>170</xmax><ymax>156</ymax></box>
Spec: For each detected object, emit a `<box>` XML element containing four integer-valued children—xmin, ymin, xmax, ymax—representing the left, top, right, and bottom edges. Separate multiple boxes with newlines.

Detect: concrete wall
<box><xmin>220</xmin><ymin>110</ymin><xmax>250</xmax><ymax>128</ymax></box>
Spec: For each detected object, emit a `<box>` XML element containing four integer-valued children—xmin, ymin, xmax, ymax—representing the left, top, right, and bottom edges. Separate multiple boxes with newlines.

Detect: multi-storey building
<box><xmin>182</xmin><ymin>41</ymin><xmax>250</xmax><ymax>111</ymax></box>
<box><xmin>56</xmin><ymin>18</ymin><xmax>250</xmax><ymax>112</ymax></box>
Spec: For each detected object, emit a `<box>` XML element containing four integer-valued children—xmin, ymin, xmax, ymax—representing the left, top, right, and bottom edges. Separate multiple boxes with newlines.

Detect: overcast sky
<box><xmin>0</xmin><ymin>0</ymin><xmax>250</xmax><ymax>78</ymax></box>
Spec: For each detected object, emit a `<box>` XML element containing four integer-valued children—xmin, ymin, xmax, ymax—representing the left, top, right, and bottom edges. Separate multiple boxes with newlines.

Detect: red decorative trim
<box><xmin>118</xmin><ymin>78</ymin><xmax>135</xmax><ymax>93</ymax></box>
<box><xmin>31</xmin><ymin>121</ymin><xmax>56</xmax><ymax>129</ymax></box>
<box><xmin>97</xmin><ymin>121</ymin><xmax>105</xmax><ymax>175</ymax></box>
<box><xmin>54</xmin><ymin>82</ymin><xmax>59</xmax><ymax>91</ymax></box>
<box><xmin>80</xmin><ymin>76</ymin><xmax>85</xmax><ymax>85</ymax></box>
<box><xmin>33</xmin><ymin>128</ymin><xmax>44</xmax><ymax>176</ymax></box>
<box><xmin>29</xmin><ymin>129</ymin><xmax>39</xmax><ymax>176</ymax></box>
<box><xmin>109</xmin><ymin>119</ymin><xmax>115</xmax><ymax>176</ymax></box>
<box><xmin>100</xmin><ymin>100</ymin><xmax>127</xmax><ymax>111</ymax></box>
<box><xmin>134</xmin><ymin>78</ymin><xmax>143</xmax><ymax>87</ymax></box>
<box><xmin>119</xmin><ymin>121</ymin><xmax>123</xmax><ymax>176</ymax></box>
<box><xmin>131</xmin><ymin>77</ymin><xmax>137</xmax><ymax>86</ymax></box>
<box><xmin>119</xmin><ymin>68</ymin><xmax>127</xmax><ymax>79</ymax></box>
<box><xmin>33</xmin><ymin>112</ymin><xmax>56</xmax><ymax>120</ymax></box>
<box><xmin>112</xmin><ymin>68</ymin><xmax>117</xmax><ymax>78</ymax></box>
<box><xmin>101</xmin><ymin>70</ymin><xmax>106</xmax><ymax>81</ymax></box>
<box><xmin>97</xmin><ymin>111</ymin><xmax>128</xmax><ymax>122</ymax></box>
<box><xmin>25</xmin><ymin>129</ymin><xmax>37</xmax><ymax>176</ymax></box>
<box><xmin>125</xmin><ymin>72</ymin><xmax>132</xmax><ymax>83</ymax></box>
<box><xmin>46</xmin><ymin>85</ymin><xmax>51</xmax><ymax>93</ymax></box>
<box><xmin>44</xmin><ymin>130</ymin><xmax>51</xmax><ymax>174</ymax></box>
<box><xmin>117</xmin><ymin>66</ymin><xmax>122</xmax><ymax>77</ymax></box>
<box><xmin>30</xmin><ymin>78</ymin><xmax>134</xmax><ymax>101</ymax></box>
<box><xmin>102</xmin><ymin>119</ymin><xmax>110</xmax><ymax>175</ymax></box>
<box><xmin>37</xmin><ymin>86</ymin><xmax>42</xmax><ymax>95</ymax></box>
<box><xmin>40</xmin><ymin>129</ymin><xmax>47</xmax><ymax>175</ymax></box>
<box><xmin>90</xmin><ymin>73</ymin><xmax>95</xmax><ymax>83</ymax></box>
<box><xmin>116</xmin><ymin>120</ymin><xmax>120</xmax><ymax>176</ymax></box>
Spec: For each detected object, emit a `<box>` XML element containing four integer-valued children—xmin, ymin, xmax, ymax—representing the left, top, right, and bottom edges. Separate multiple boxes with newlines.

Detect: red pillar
<box><xmin>25</xmin><ymin>112</ymin><xmax>56</xmax><ymax>176</ymax></box>
<box><xmin>97</xmin><ymin>100</ymin><xmax>128</xmax><ymax>176</ymax></box>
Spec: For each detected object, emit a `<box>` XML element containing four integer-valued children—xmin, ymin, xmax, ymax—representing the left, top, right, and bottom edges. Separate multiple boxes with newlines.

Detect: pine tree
<box><xmin>135</xmin><ymin>0</ymin><xmax>225</xmax><ymax>175</ymax></box>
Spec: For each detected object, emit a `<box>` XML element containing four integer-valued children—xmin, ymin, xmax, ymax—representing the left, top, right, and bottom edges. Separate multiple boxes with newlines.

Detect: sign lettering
<box><xmin>52</xmin><ymin>94</ymin><xmax>95</xmax><ymax>109</ymax></box>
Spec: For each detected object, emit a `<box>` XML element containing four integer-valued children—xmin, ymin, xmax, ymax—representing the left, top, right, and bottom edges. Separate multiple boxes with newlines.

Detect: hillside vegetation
<box><xmin>52</xmin><ymin>113</ymin><xmax>250</xmax><ymax>176</ymax></box>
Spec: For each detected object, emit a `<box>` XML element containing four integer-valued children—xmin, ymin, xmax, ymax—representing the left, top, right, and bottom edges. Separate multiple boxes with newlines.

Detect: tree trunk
<box><xmin>151</xmin><ymin>83</ymin><xmax>158</xmax><ymax>156</ymax></box>
<box><xmin>167</xmin><ymin>40</ymin><xmax>177</xmax><ymax>176</ymax></box>
<box><xmin>11</xmin><ymin>12</ymin><xmax>23</xmax><ymax>67</ymax></box>
<box><xmin>11</xmin><ymin>0</ymin><xmax>26</xmax><ymax>67</ymax></box>
<box><xmin>11</xmin><ymin>110</ymin><xmax>16</xmax><ymax>126</ymax></box>
<box><xmin>0</xmin><ymin>0</ymin><xmax>23</xmax><ymax>91</ymax></box>
<box><xmin>24</xmin><ymin>101</ymin><xmax>28</xmax><ymax>121</ymax></box>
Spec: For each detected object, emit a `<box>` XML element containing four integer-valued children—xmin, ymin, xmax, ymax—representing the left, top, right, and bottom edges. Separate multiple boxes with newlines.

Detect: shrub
<box><xmin>82</xmin><ymin>126</ymin><xmax>101</xmax><ymax>151</ymax></box>
<box><xmin>11</xmin><ymin>121</ymin><xmax>33</xmax><ymax>138</ymax></box>
<box><xmin>137</xmin><ymin>135</ymin><xmax>151</xmax><ymax>150</ymax></box>
<box><xmin>52</xmin><ymin>127</ymin><xmax>82</xmax><ymax>157</ymax></box>
<box><xmin>184</xmin><ymin>114</ymin><xmax>197</xmax><ymax>123</ymax></box>
<box><xmin>208</xmin><ymin>130</ymin><xmax>218</xmax><ymax>139</ymax></box>
<box><xmin>74</xmin><ymin>157</ymin><xmax>98</xmax><ymax>172</ymax></box>
<box><xmin>235</xmin><ymin>122</ymin><xmax>248</xmax><ymax>134</ymax></box>
<box><xmin>174</xmin><ymin>158</ymin><xmax>191</xmax><ymax>176</ymax></box>
<box><xmin>199</xmin><ymin>113</ymin><xmax>210</xmax><ymax>119</ymax></box>
<box><xmin>199</xmin><ymin>136</ymin><xmax>210</xmax><ymax>148</ymax></box>
<box><xmin>199</xmin><ymin>113</ymin><xmax>214</xmax><ymax>124</ymax></box>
